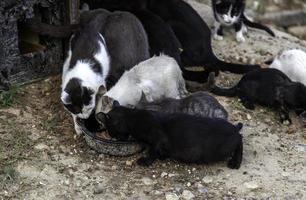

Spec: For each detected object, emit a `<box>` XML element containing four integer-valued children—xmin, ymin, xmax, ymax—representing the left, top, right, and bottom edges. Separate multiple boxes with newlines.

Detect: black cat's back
<box><xmin>160</xmin><ymin>114</ymin><xmax>241</xmax><ymax>163</ymax></box>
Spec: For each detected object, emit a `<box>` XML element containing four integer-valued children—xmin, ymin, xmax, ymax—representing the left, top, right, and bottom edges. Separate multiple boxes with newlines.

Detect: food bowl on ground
<box><xmin>77</xmin><ymin>114</ymin><xmax>143</xmax><ymax>156</ymax></box>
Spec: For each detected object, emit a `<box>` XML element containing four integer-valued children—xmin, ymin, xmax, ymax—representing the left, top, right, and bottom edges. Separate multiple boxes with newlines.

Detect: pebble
<box><xmin>142</xmin><ymin>177</ymin><xmax>154</xmax><ymax>185</ymax></box>
<box><xmin>125</xmin><ymin>160</ymin><xmax>133</xmax><ymax>166</ymax></box>
<box><xmin>182</xmin><ymin>190</ymin><xmax>195</xmax><ymax>200</ymax></box>
<box><xmin>197</xmin><ymin>183</ymin><xmax>208</xmax><ymax>193</ymax></box>
<box><xmin>161</xmin><ymin>172</ymin><xmax>168</xmax><ymax>178</ymax></box>
<box><xmin>202</xmin><ymin>176</ymin><xmax>213</xmax><ymax>184</ymax></box>
<box><xmin>244</xmin><ymin>181</ymin><xmax>259</xmax><ymax>190</ymax></box>
<box><xmin>94</xmin><ymin>185</ymin><xmax>105</xmax><ymax>194</ymax></box>
<box><xmin>247</xmin><ymin>114</ymin><xmax>252</xmax><ymax>120</ymax></box>
<box><xmin>186</xmin><ymin>182</ymin><xmax>191</xmax><ymax>187</ymax></box>
<box><xmin>165</xmin><ymin>193</ymin><xmax>179</xmax><ymax>200</ymax></box>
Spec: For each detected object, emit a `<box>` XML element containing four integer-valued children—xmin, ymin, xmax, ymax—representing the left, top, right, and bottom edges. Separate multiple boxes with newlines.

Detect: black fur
<box><xmin>63</xmin><ymin>9</ymin><xmax>149</xmax><ymax>117</ymax></box>
<box><xmin>80</xmin><ymin>9</ymin><xmax>150</xmax><ymax>88</ymax></box>
<box><xmin>82</xmin><ymin>0</ymin><xmax>260</xmax><ymax>78</ymax></box>
<box><xmin>208</xmin><ymin>68</ymin><xmax>306</xmax><ymax>123</ymax></box>
<box><xmin>101</xmin><ymin>106</ymin><xmax>243</xmax><ymax>169</ymax></box>
<box><xmin>63</xmin><ymin>78</ymin><xmax>94</xmax><ymax>115</ymax></box>
<box><xmin>136</xmin><ymin>91</ymin><xmax>228</xmax><ymax>119</ymax></box>
<box><xmin>212</xmin><ymin>0</ymin><xmax>275</xmax><ymax>37</ymax></box>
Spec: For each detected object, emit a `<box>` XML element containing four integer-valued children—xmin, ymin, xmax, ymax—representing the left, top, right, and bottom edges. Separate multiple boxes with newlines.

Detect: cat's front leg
<box><xmin>279</xmin><ymin>105</ymin><xmax>292</xmax><ymax>125</ymax></box>
<box><xmin>73</xmin><ymin>115</ymin><xmax>83</xmax><ymax>135</ymax></box>
<box><xmin>235</xmin><ymin>22</ymin><xmax>246</xmax><ymax>43</ymax></box>
<box><xmin>213</xmin><ymin>21</ymin><xmax>224</xmax><ymax>41</ymax></box>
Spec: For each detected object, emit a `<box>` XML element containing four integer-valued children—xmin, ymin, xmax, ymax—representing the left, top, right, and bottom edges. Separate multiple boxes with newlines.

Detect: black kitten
<box><xmin>208</xmin><ymin>68</ymin><xmax>306</xmax><ymax>124</ymax></box>
<box><xmin>136</xmin><ymin>91</ymin><xmax>228</xmax><ymax>119</ymax></box>
<box><xmin>212</xmin><ymin>0</ymin><xmax>275</xmax><ymax>42</ymax></box>
<box><xmin>82</xmin><ymin>0</ymin><xmax>261</xmax><ymax>77</ymax></box>
<box><xmin>100</xmin><ymin>106</ymin><xmax>243</xmax><ymax>169</ymax></box>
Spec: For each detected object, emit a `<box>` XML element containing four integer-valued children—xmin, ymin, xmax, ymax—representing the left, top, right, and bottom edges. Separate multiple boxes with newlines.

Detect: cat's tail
<box><xmin>210</xmin><ymin>55</ymin><xmax>261</xmax><ymax>74</ymax></box>
<box><xmin>242</xmin><ymin>14</ymin><xmax>275</xmax><ymax>37</ymax></box>
<box><xmin>207</xmin><ymin>72</ymin><xmax>238</xmax><ymax>97</ymax></box>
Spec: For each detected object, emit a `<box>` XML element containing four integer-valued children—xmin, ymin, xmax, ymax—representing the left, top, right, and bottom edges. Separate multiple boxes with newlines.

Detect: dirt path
<box><xmin>1</xmin><ymin>1</ymin><xmax>306</xmax><ymax>200</ymax></box>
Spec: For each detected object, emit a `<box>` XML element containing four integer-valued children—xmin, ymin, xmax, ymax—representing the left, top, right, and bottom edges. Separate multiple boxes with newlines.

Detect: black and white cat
<box><xmin>83</xmin><ymin>0</ymin><xmax>261</xmax><ymax>77</ymax></box>
<box><xmin>212</xmin><ymin>0</ymin><xmax>275</xmax><ymax>42</ymax></box>
<box><xmin>61</xmin><ymin>9</ymin><xmax>149</xmax><ymax>134</ymax></box>
<box><xmin>61</xmin><ymin>23</ymin><xmax>110</xmax><ymax>135</ymax></box>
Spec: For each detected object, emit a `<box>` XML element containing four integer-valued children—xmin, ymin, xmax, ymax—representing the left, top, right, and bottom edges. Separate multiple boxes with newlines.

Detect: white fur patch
<box><xmin>236</xmin><ymin>29</ymin><xmax>245</xmax><ymax>42</ymax></box>
<box><xmin>99</xmin><ymin>55</ymin><xmax>188</xmax><ymax>110</ymax></box>
<box><xmin>269</xmin><ymin>49</ymin><xmax>306</xmax><ymax>86</ymax></box>
<box><xmin>61</xmin><ymin>33</ymin><xmax>110</xmax><ymax>122</ymax></box>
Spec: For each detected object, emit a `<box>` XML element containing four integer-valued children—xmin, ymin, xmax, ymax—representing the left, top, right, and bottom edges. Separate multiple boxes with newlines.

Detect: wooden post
<box><xmin>67</xmin><ymin>0</ymin><xmax>80</xmax><ymax>25</ymax></box>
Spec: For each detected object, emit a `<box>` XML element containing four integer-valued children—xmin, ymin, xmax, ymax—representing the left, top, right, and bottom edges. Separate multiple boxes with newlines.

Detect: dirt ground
<box><xmin>1</xmin><ymin>1</ymin><xmax>306</xmax><ymax>200</ymax></box>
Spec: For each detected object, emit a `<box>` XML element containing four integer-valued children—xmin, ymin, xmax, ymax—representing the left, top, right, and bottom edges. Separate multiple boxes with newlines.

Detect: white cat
<box><xmin>96</xmin><ymin>54</ymin><xmax>188</xmax><ymax>114</ymax></box>
<box><xmin>269</xmin><ymin>49</ymin><xmax>306</xmax><ymax>86</ymax></box>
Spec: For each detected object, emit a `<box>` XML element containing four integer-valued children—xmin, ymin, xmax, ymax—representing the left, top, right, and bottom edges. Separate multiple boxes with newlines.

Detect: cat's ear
<box><xmin>61</xmin><ymin>91</ymin><xmax>71</xmax><ymax>104</ymax></box>
<box><xmin>81</xmin><ymin>3</ymin><xmax>90</xmax><ymax>13</ymax></box>
<box><xmin>139</xmin><ymin>91</ymin><xmax>148</xmax><ymax>104</ymax></box>
<box><xmin>112</xmin><ymin>100</ymin><xmax>120</xmax><ymax>108</ymax></box>
<box><xmin>97</xmin><ymin>85</ymin><xmax>107</xmax><ymax>96</ymax></box>
<box><xmin>95</xmin><ymin>112</ymin><xmax>109</xmax><ymax>125</ymax></box>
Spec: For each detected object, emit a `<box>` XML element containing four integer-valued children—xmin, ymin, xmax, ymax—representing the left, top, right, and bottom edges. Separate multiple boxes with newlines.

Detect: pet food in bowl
<box><xmin>77</xmin><ymin>114</ymin><xmax>143</xmax><ymax>156</ymax></box>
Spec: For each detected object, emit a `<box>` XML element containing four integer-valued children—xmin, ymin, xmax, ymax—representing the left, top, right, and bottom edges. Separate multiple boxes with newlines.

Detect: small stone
<box><xmin>168</xmin><ymin>173</ymin><xmax>176</xmax><ymax>178</ymax></box>
<box><xmin>182</xmin><ymin>190</ymin><xmax>195</xmax><ymax>200</ymax></box>
<box><xmin>247</xmin><ymin>114</ymin><xmax>252</xmax><ymax>120</ymax></box>
<box><xmin>94</xmin><ymin>185</ymin><xmax>105</xmax><ymax>194</ymax></box>
<box><xmin>125</xmin><ymin>160</ymin><xmax>133</xmax><ymax>166</ymax></box>
<box><xmin>202</xmin><ymin>177</ymin><xmax>213</xmax><ymax>184</ymax></box>
<box><xmin>142</xmin><ymin>177</ymin><xmax>154</xmax><ymax>185</ymax></box>
<box><xmin>244</xmin><ymin>181</ymin><xmax>259</xmax><ymax>190</ymax></box>
<box><xmin>161</xmin><ymin>172</ymin><xmax>168</xmax><ymax>178</ymax></box>
<box><xmin>283</xmin><ymin>120</ymin><xmax>290</xmax><ymax>125</ymax></box>
<box><xmin>111</xmin><ymin>165</ymin><xmax>118</xmax><ymax>170</ymax></box>
<box><xmin>34</xmin><ymin>143</ymin><xmax>49</xmax><ymax>150</ymax></box>
<box><xmin>197</xmin><ymin>183</ymin><xmax>208</xmax><ymax>194</ymax></box>
<box><xmin>186</xmin><ymin>182</ymin><xmax>191</xmax><ymax>187</ymax></box>
<box><xmin>165</xmin><ymin>193</ymin><xmax>179</xmax><ymax>200</ymax></box>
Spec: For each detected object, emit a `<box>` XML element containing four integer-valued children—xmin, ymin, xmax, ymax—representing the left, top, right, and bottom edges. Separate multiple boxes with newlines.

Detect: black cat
<box><xmin>82</xmin><ymin>0</ymin><xmax>261</xmax><ymax>77</ymax></box>
<box><xmin>136</xmin><ymin>91</ymin><xmax>228</xmax><ymax>119</ymax></box>
<box><xmin>212</xmin><ymin>0</ymin><xmax>275</xmax><ymax>42</ymax></box>
<box><xmin>97</xmin><ymin>105</ymin><xmax>244</xmax><ymax>169</ymax></box>
<box><xmin>208</xmin><ymin>68</ymin><xmax>306</xmax><ymax>124</ymax></box>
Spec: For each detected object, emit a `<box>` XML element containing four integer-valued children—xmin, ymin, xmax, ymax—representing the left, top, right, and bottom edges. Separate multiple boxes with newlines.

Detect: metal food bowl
<box><xmin>77</xmin><ymin>117</ymin><xmax>143</xmax><ymax>157</ymax></box>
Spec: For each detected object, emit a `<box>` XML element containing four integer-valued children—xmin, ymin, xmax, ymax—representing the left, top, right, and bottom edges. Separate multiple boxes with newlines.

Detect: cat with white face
<box><xmin>212</xmin><ymin>0</ymin><xmax>275</xmax><ymax>42</ymax></box>
<box><xmin>61</xmin><ymin>9</ymin><xmax>150</xmax><ymax>135</ymax></box>
<box><xmin>268</xmin><ymin>49</ymin><xmax>306</xmax><ymax>86</ymax></box>
<box><xmin>61</xmin><ymin>27</ymin><xmax>110</xmax><ymax>135</ymax></box>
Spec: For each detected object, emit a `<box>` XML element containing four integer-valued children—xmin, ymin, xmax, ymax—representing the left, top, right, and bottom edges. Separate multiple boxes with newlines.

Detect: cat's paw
<box><xmin>137</xmin><ymin>157</ymin><xmax>154</xmax><ymax>167</ymax></box>
<box><xmin>213</xmin><ymin>34</ymin><xmax>224</xmax><ymax>41</ymax></box>
<box><xmin>236</xmin><ymin>34</ymin><xmax>246</xmax><ymax>43</ymax></box>
<box><xmin>282</xmin><ymin>119</ymin><xmax>292</xmax><ymax>126</ymax></box>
